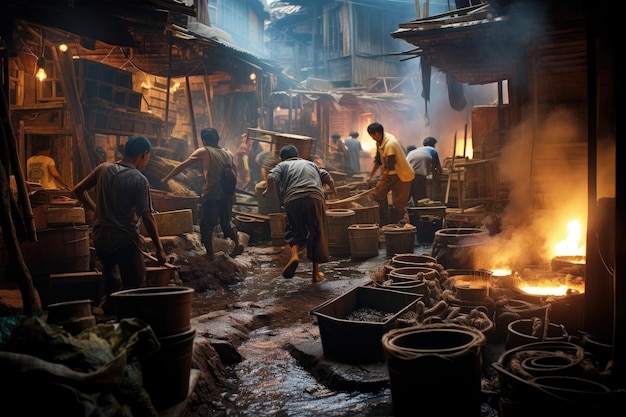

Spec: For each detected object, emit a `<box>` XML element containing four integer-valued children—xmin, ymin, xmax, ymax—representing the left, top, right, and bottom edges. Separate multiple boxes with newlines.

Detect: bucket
<box><xmin>268</xmin><ymin>212</ymin><xmax>287</xmax><ymax>246</ymax></box>
<box><xmin>348</xmin><ymin>224</ymin><xmax>379</xmax><ymax>259</ymax></box>
<box><xmin>492</xmin><ymin>341</ymin><xmax>608</xmax><ymax>415</ymax></box>
<box><xmin>431</xmin><ymin>227</ymin><xmax>490</xmax><ymax>270</ymax></box>
<box><xmin>141</xmin><ymin>327</ymin><xmax>196</xmax><ymax>410</ymax></box>
<box><xmin>447</xmin><ymin>269</ymin><xmax>493</xmax><ymax>301</ymax></box>
<box><xmin>234</xmin><ymin>215</ymin><xmax>265</xmax><ymax>243</ymax></box>
<box><xmin>110</xmin><ymin>286</ymin><xmax>194</xmax><ymax>337</ymax></box>
<box><xmin>581</xmin><ymin>333</ymin><xmax>613</xmax><ymax>367</ymax></box>
<box><xmin>375</xmin><ymin>275</ymin><xmax>427</xmax><ymax>295</ymax></box>
<box><xmin>381</xmin><ymin>224</ymin><xmax>416</xmax><ymax>258</ymax></box>
<box><xmin>382</xmin><ymin>323</ymin><xmax>486</xmax><ymax>417</ymax></box>
<box><xmin>417</xmin><ymin>215</ymin><xmax>443</xmax><ymax>244</ymax></box>
<box><xmin>391</xmin><ymin>253</ymin><xmax>437</xmax><ymax>268</ymax></box>
<box><xmin>146</xmin><ymin>266</ymin><xmax>172</xmax><ymax>286</ymax></box>
<box><xmin>389</xmin><ymin>266</ymin><xmax>440</xmax><ymax>281</ymax></box>
<box><xmin>46</xmin><ymin>299</ymin><xmax>96</xmax><ymax>335</ymax></box>
<box><xmin>16</xmin><ymin>225</ymin><xmax>90</xmax><ymax>276</ymax></box>
<box><xmin>352</xmin><ymin>204</ymin><xmax>379</xmax><ymax>225</ymax></box>
<box><xmin>506</xmin><ymin>318</ymin><xmax>569</xmax><ymax>350</ymax></box>
<box><xmin>326</xmin><ymin>209</ymin><xmax>355</xmax><ymax>257</ymax></box>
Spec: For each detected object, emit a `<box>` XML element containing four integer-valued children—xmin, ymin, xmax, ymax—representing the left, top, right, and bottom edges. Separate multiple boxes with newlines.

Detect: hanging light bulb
<box><xmin>249</xmin><ymin>72</ymin><xmax>257</xmax><ymax>83</ymax></box>
<box><xmin>58</xmin><ymin>44</ymin><xmax>68</xmax><ymax>52</ymax></box>
<box><xmin>36</xmin><ymin>56</ymin><xmax>47</xmax><ymax>81</ymax></box>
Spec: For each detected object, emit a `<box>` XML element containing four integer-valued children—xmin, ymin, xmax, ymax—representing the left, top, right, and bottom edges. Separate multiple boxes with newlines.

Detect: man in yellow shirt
<box><xmin>27</xmin><ymin>140</ymin><xmax>69</xmax><ymax>189</ymax></box>
<box><xmin>365</xmin><ymin>122</ymin><xmax>415</xmax><ymax>226</ymax></box>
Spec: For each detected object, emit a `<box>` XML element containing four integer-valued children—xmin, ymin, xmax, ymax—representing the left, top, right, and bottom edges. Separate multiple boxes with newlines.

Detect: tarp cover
<box><xmin>0</xmin><ymin>316</ymin><xmax>161</xmax><ymax>416</ymax></box>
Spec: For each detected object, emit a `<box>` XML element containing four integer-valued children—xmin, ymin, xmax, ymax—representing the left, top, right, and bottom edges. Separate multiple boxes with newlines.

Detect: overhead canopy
<box><xmin>4</xmin><ymin>0</ymin><xmax>294</xmax><ymax>84</ymax></box>
<box><xmin>390</xmin><ymin>2</ymin><xmax>523</xmax><ymax>85</ymax></box>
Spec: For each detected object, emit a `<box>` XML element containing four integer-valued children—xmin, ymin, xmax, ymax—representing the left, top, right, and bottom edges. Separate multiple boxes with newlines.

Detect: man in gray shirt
<box><xmin>406</xmin><ymin>136</ymin><xmax>443</xmax><ymax>204</ymax></box>
<box><xmin>343</xmin><ymin>130</ymin><xmax>363</xmax><ymax>177</ymax></box>
<box><xmin>264</xmin><ymin>145</ymin><xmax>336</xmax><ymax>283</ymax></box>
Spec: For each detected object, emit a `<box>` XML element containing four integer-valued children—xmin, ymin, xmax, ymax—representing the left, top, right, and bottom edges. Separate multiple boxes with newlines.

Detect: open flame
<box><xmin>491</xmin><ymin>268</ymin><xmax>513</xmax><ymax>277</ymax></box>
<box><xmin>554</xmin><ymin>219</ymin><xmax>585</xmax><ymax>257</ymax></box>
<box><xmin>517</xmin><ymin>219</ymin><xmax>586</xmax><ymax>296</ymax></box>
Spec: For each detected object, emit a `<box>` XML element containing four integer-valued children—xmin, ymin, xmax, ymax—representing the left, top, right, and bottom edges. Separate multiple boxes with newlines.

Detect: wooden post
<box><xmin>463</xmin><ymin>122</ymin><xmax>468</xmax><ymax>158</ymax></box>
<box><xmin>164</xmin><ymin>39</ymin><xmax>173</xmax><ymax>147</ymax></box>
<box><xmin>445</xmin><ymin>131</ymin><xmax>457</xmax><ymax>205</ymax></box>
<box><xmin>53</xmin><ymin>44</ymin><xmax>93</xmax><ymax>179</ymax></box>
<box><xmin>202</xmin><ymin>75</ymin><xmax>213</xmax><ymax>148</ymax></box>
<box><xmin>0</xmin><ymin>71</ymin><xmax>40</xmax><ymax>313</ymax></box>
<box><xmin>185</xmin><ymin>76</ymin><xmax>198</xmax><ymax>149</ymax></box>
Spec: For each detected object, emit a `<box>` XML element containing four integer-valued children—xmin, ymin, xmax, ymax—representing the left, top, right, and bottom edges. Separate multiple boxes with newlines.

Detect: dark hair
<box><xmin>331</xmin><ymin>133</ymin><xmax>341</xmax><ymax>140</ymax></box>
<box><xmin>406</xmin><ymin>144</ymin><xmax>417</xmax><ymax>153</ymax></box>
<box><xmin>200</xmin><ymin>128</ymin><xmax>220</xmax><ymax>146</ymax></box>
<box><xmin>124</xmin><ymin>135</ymin><xmax>152</xmax><ymax>157</ymax></box>
<box><xmin>349</xmin><ymin>131</ymin><xmax>359</xmax><ymax>138</ymax></box>
<box><xmin>423</xmin><ymin>137</ymin><xmax>437</xmax><ymax>147</ymax></box>
<box><xmin>366</xmin><ymin>122</ymin><xmax>383</xmax><ymax>135</ymax></box>
<box><xmin>279</xmin><ymin>145</ymin><xmax>298</xmax><ymax>160</ymax></box>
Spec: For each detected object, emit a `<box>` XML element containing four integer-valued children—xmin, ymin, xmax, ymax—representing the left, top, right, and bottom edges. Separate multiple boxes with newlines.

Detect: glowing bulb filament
<box><xmin>36</xmin><ymin>67</ymin><xmax>47</xmax><ymax>81</ymax></box>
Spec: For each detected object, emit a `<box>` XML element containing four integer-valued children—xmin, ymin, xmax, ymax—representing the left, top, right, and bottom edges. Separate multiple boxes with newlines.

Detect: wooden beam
<box><xmin>53</xmin><ymin>45</ymin><xmax>93</xmax><ymax>179</ymax></box>
<box><xmin>185</xmin><ymin>76</ymin><xmax>198</xmax><ymax>149</ymax></box>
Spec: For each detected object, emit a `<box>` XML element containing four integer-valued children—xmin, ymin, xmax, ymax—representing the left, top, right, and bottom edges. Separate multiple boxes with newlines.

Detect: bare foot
<box><xmin>312</xmin><ymin>272</ymin><xmax>325</xmax><ymax>283</ymax></box>
<box><xmin>282</xmin><ymin>258</ymin><xmax>299</xmax><ymax>278</ymax></box>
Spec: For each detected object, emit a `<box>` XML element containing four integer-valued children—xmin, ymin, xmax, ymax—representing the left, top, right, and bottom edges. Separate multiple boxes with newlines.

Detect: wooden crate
<box><xmin>47</xmin><ymin>207</ymin><xmax>86</xmax><ymax>226</ymax></box>
<box><xmin>140</xmin><ymin>209</ymin><xmax>194</xmax><ymax>236</ymax></box>
<box><xmin>151</xmin><ymin>193</ymin><xmax>199</xmax><ymax>224</ymax></box>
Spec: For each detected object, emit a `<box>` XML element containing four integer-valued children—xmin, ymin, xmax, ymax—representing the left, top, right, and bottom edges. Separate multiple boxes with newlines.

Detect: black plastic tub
<box><xmin>310</xmin><ymin>286</ymin><xmax>421</xmax><ymax>364</ymax></box>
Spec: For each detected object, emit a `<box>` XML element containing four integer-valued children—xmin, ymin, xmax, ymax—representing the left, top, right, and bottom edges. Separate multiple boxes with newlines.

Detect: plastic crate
<box><xmin>310</xmin><ymin>286</ymin><xmax>421</xmax><ymax>363</ymax></box>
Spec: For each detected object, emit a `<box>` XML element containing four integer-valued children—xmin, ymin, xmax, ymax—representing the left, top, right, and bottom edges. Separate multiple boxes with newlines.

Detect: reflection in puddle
<box><xmin>192</xmin><ymin>247</ymin><xmax>394</xmax><ymax>416</ymax></box>
<box><xmin>231</xmin><ymin>325</ymin><xmax>392</xmax><ymax>416</ymax></box>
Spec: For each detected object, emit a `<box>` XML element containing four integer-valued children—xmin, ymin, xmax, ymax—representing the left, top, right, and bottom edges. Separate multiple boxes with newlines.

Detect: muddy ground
<box><xmin>161</xmin><ymin>231</ymin><xmax>506</xmax><ymax>417</ymax></box>
<box><xmin>170</xmin><ymin>233</ymin><xmax>404</xmax><ymax>417</ymax></box>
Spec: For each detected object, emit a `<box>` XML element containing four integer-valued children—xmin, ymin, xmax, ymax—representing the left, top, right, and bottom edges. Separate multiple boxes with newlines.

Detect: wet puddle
<box><xmin>192</xmin><ymin>245</ymin><xmax>395</xmax><ymax>416</ymax></box>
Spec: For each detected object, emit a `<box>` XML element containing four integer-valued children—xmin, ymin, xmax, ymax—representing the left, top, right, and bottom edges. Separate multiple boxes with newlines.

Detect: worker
<box><xmin>72</xmin><ymin>135</ymin><xmax>167</xmax><ymax>312</ymax></box>
<box><xmin>27</xmin><ymin>139</ymin><xmax>70</xmax><ymax>189</ymax></box>
<box><xmin>161</xmin><ymin>127</ymin><xmax>244</xmax><ymax>260</ymax></box>
<box><xmin>343</xmin><ymin>130</ymin><xmax>363</xmax><ymax>177</ymax></box>
<box><xmin>406</xmin><ymin>136</ymin><xmax>443</xmax><ymax>204</ymax></box>
<box><xmin>264</xmin><ymin>145</ymin><xmax>336</xmax><ymax>283</ymax></box>
<box><xmin>365</xmin><ymin>122</ymin><xmax>415</xmax><ymax>226</ymax></box>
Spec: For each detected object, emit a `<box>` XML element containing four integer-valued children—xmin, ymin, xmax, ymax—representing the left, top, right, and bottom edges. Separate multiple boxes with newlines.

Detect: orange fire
<box><xmin>516</xmin><ymin>271</ymin><xmax>585</xmax><ymax>296</ymax></box>
<box><xmin>491</xmin><ymin>268</ymin><xmax>513</xmax><ymax>277</ymax></box>
<box><xmin>517</xmin><ymin>282</ymin><xmax>572</xmax><ymax>296</ymax></box>
<box><xmin>517</xmin><ymin>219</ymin><xmax>586</xmax><ymax>296</ymax></box>
<box><xmin>553</xmin><ymin>219</ymin><xmax>586</xmax><ymax>257</ymax></box>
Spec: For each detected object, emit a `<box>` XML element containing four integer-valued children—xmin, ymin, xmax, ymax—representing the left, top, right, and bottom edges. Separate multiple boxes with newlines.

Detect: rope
<box><xmin>492</xmin><ymin>341</ymin><xmax>594</xmax><ymax>405</ymax></box>
<box><xmin>382</xmin><ymin>323</ymin><xmax>486</xmax><ymax>361</ymax></box>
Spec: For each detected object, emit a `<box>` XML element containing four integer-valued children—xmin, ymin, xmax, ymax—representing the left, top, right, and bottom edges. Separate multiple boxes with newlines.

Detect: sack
<box><xmin>221</xmin><ymin>164</ymin><xmax>237</xmax><ymax>195</ymax></box>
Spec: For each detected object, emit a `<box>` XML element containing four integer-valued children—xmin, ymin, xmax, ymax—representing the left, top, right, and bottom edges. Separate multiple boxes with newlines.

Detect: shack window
<box><xmin>37</xmin><ymin>47</ymin><xmax>64</xmax><ymax>102</ymax></box>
